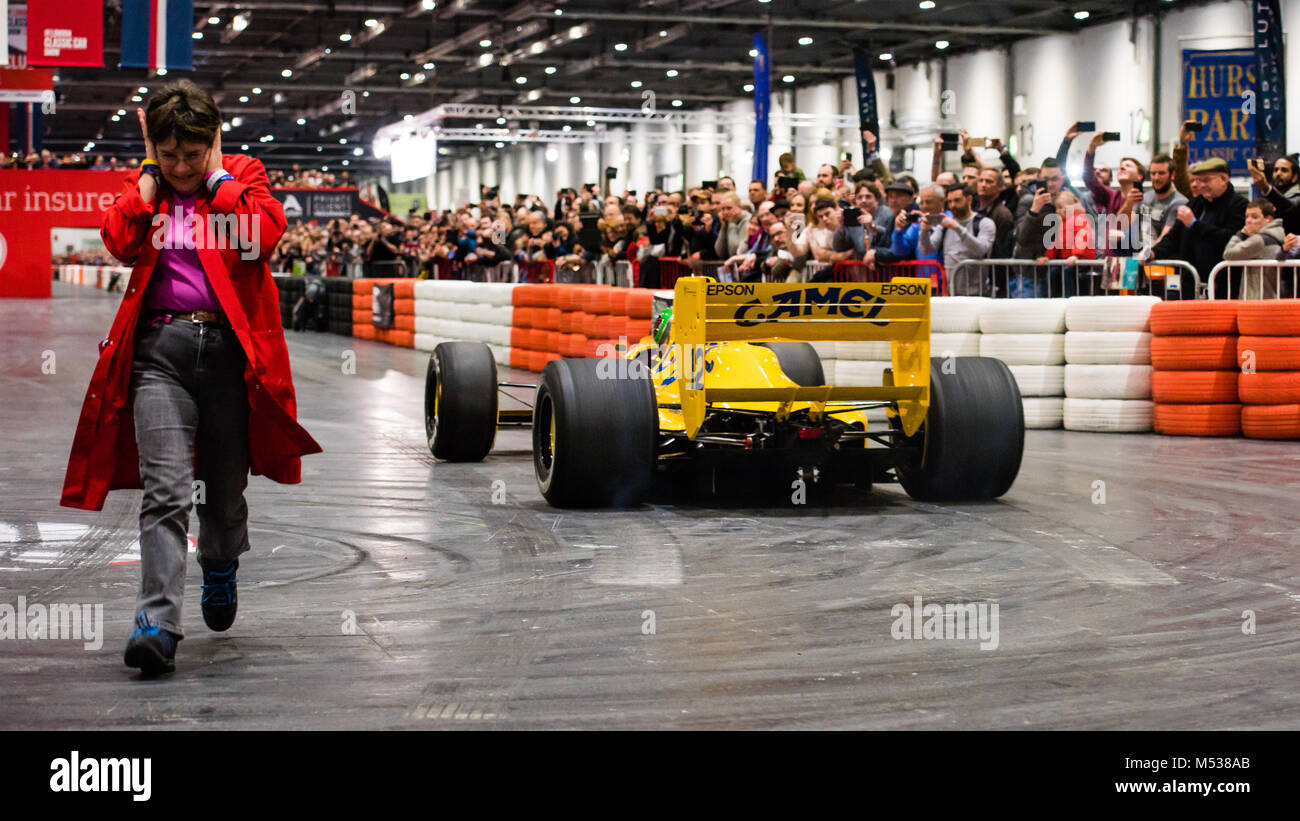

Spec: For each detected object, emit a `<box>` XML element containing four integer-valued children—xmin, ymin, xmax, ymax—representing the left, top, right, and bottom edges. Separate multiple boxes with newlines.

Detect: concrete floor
<box><xmin>1</xmin><ymin>281</ymin><xmax>1297</xmax><ymax>729</ymax></box>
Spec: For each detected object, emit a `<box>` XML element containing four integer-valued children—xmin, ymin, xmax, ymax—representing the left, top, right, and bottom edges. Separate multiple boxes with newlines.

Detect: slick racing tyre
<box><xmin>426</xmin><ymin>341</ymin><xmax>498</xmax><ymax>461</ymax></box>
<box><xmin>533</xmin><ymin>357</ymin><xmax>656</xmax><ymax>507</ymax></box>
<box><xmin>893</xmin><ymin>356</ymin><xmax>1024</xmax><ymax>501</ymax></box>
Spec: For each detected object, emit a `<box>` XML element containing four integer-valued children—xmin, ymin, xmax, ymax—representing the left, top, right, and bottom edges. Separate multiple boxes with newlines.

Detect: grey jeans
<box><xmin>130</xmin><ymin>315</ymin><xmax>251</xmax><ymax>637</ymax></box>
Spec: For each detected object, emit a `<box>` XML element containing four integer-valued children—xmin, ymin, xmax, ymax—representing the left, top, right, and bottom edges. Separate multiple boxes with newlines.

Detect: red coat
<box><xmin>60</xmin><ymin>154</ymin><xmax>322</xmax><ymax>511</ymax></box>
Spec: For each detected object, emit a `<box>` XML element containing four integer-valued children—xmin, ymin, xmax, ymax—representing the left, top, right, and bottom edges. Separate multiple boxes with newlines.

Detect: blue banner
<box><xmin>1252</xmin><ymin>0</ymin><xmax>1286</xmax><ymax>161</ymax></box>
<box><xmin>751</xmin><ymin>32</ymin><xmax>770</xmax><ymax>185</ymax></box>
<box><xmin>853</xmin><ymin>48</ymin><xmax>880</xmax><ymax>165</ymax></box>
<box><xmin>1181</xmin><ymin>49</ymin><xmax>1255</xmax><ymax>175</ymax></box>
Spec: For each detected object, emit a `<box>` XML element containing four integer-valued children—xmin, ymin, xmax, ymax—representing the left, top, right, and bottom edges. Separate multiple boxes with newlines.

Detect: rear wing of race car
<box><xmin>673</xmin><ymin>276</ymin><xmax>931</xmax><ymax>439</ymax></box>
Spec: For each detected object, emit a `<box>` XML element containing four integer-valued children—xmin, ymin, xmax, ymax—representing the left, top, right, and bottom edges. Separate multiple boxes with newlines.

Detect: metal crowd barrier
<box><xmin>948</xmin><ymin>258</ymin><xmax>1102</xmax><ymax>298</ymax></box>
<box><xmin>1134</xmin><ymin>259</ymin><xmax>1203</xmax><ymax>300</ymax></box>
<box><xmin>803</xmin><ymin>261</ymin><xmax>831</xmax><ymax>282</ymax></box>
<box><xmin>833</xmin><ymin>259</ymin><xmax>948</xmax><ymax>295</ymax></box>
<box><xmin>1207</xmin><ymin>260</ymin><xmax>1300</xmax><ymax>300</ymax></box>
<box><xmin>518</xmin><ymin>260</ymin><xmax>556</xmax><ymax>283</ymax></box>
<box><xmin>367</xmin><ymin>259</ymin><xmax>412</xmax><ymax>278</ymax></box>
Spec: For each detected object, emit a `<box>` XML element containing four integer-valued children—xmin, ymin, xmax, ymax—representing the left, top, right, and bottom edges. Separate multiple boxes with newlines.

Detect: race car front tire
<box><xmin>894</xmin><ymin>356</ymin><xmax>1024</xmax><ymax>502</ymax></box>
<box><xmin>426</xmin><ymin>341</ymin><xmax>498</xmax><ymax>461</ymax></box>
<box><xmin>533</xmin><ymin>357</ymin><xmax>656</xmax><ymax>508</ymax></box>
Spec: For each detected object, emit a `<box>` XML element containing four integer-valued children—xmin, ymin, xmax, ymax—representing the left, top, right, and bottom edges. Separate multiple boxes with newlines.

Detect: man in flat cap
<box><xmin>1151</xmin><ymin>157</ymin><xmax>1247</xmax><ymax>298</ymax></box>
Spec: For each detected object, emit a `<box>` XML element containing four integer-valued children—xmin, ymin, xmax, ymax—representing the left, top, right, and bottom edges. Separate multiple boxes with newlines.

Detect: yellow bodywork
<box><xmin>624</xmin><ymin>276</ymin><xmax>931</xmax><ymax>439</ymax></box>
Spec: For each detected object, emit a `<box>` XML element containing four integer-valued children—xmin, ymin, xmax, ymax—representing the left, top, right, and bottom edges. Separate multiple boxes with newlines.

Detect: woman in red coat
<box><xmin>60</xmin><ymin>80</ymin><xmax>321</xmax><ymax>675</ymax></box>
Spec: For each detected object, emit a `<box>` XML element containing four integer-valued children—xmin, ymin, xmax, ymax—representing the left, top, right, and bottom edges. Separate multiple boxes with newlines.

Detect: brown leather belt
<box><xmin>147</xmin><ymin>310</ymin><xmax>230</xmax><ymax>327</ymax></box>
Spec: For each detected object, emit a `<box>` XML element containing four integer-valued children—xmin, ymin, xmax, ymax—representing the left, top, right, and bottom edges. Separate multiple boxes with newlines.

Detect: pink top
<box><xmin>143</xmin><ymin>189</ymin><xmax>221</xmax><ymax>312</ymax></box>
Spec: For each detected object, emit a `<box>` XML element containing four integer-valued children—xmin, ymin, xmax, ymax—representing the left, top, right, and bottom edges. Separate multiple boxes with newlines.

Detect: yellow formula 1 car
<box><xmin>424</xmin><ymin>276</ymin><xmax>1024</xmax><ymax>508</ymax></box>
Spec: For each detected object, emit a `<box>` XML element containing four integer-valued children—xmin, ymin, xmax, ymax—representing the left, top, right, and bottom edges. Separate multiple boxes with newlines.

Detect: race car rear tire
<box><xmin>894</xmin><ymin>356</ymin><xmax>1024</xmax><ymax>501</ymax></box>
<box><xmin>426</xmin><ymin>341</ymin><xmax>498</xmax><ymax>461</ymax></box>
<box><xmin>533</xmin><ymin>357</ymin><xmax>656</xmax><ymax>507</ymax></box>
<box><xmin>755</xmin><ymin>342</ymin><xmax>826</xmax><ymax>386</ymax></box>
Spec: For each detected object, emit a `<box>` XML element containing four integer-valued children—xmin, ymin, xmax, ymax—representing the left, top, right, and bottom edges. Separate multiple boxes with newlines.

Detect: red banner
<box><xmin>0</xmin><ymin>65</ymin><xmax>53</xmax><ymax>103</ymax></box>
<box><xmin>0</xmin><ymin>169</ymin><xmax>131</xmax><ymax>298</ymax></box>
<box><xmin>26</xmin><ymin>0</ymin><xmax>102</xmax><ymax>67</ymax></box>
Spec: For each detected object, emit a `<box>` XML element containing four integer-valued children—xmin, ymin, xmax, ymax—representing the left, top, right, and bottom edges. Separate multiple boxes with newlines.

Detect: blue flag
<box><xmin>751</xmin><ymin>32</ymin><xmax>770</xmax><ymax>185</ymax></box>
<box><xmin>1252</xmin><ymin>0</ymin><xmax>1286</xmax><ymax>160</ymax></box>
<box><xmin>121</xmin><ymin>0</ymin><xmax>193</xmax><ymax>71</ymax></box>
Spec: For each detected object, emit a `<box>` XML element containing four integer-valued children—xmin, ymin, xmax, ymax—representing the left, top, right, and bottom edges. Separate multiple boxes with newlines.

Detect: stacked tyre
<box><xmin>275</xmin><ymin>276</ymin><xmax>304</xmax><ymax>329</ymax></box>
<box><xmin>1148</xmin><ymin>300</ymin><xmax>1241</xmax><ymax>436</ymax></box>
<box><xmin>978</xmin><ymin>298</ymin><xmax>1066</xmax><ymax>429</ymax></box>
<box><xmin>414</xmin><ymin>280</ymin><xmax>516</xmax><ymax>363</ymax></box>
<box><xmin>1237</xmin><ymin>301</ymin><xmax>1300</xmax><ymax>439</ymax></box>
<box><xmin>1062</xmin><ymin>296</ymin><xmax>1159</xmax><ymax>433</ymax></box>
<box><xmin>324</xmin><ymin>277</ymin><xmax>354</xmax><ymax>336</ymax></box>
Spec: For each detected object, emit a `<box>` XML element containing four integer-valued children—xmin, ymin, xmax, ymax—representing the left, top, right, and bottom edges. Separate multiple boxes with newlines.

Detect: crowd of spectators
<box><xmin>1</xmin><ymin>150</ymin><xmax>138</xmax><ymax>169</ymax></box>
<box><xmin>24</xmin><ymin>114</ymin><xmax>1300</xmax><ymax>300</ymax></box>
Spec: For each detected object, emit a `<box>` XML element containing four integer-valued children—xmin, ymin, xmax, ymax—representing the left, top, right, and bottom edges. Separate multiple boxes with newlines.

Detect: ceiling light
<box><xmin>545</xmin><ymin>148</ymin><xmax>558</xmax><ymax>162</ymax></box>
<box><xmin>324</xmin><ymin>48</ymin><xmax>331</xmax><ymax>54</ymax></box>
<box><xmin>117</xmin><ymin>108</ymin><xmax>126</xmax><ymax>115</ymax></box>
<box><xmin>208</xmin><ymin>16</ymin><xmax>220</xmax><ymax>25</ymax></box>
<box><xmin>422</xmin><ymin>0</ymin><xmax>435</xmax><ymax>10</ymax></box>
<box><xmin>156</xmin><ymin>68</ymin><xmax>167</xmax><ymax>75</ymax></box>
<box><xmin>743</xmin><ymin>83</ymin><xmax>754</xmax><ymax>92</ymax></box>
<box><xmin>659</xmin><ymin>30</ymin><xmax>667</xmax><ymax>37</ymax></box>
<box><xmin>666</xmin><ymin>69</ymin><xmax>678</xmax><ymax>77</ymax></box>
<box><xmin>569</xmin><ymin>26</ymin><xmax>585</xmax><ymax>40</ymax></box>
<box><xmin>232</xmin><ymin>13</ymin><xmax>249</xmax><ymax>31</ymax></box>
<box><xmin>479</xmin><ymin>53</ymin><xmax>493</xmax><ymax>67</ymax></box>
<box><xmin>131</xmin><ymin>95</ymin><xmax>142</xmax><ymax>102</ymax></box>
<box><xmin>342</xmin><ymin>160</ymin><xmax>349</xmax><ymax>166</ymax></box>
<box><xmin>231</xmin><ymin>116</ymin><xmax>242</xmax><ymax>126</ymax></box>
<box><xmin>353</xmin><ymin>147</ymin><xmax>363</xmax><ymax>156</ymax></box>
<box><xmin>935</xmin><ymin>40</ymin><xmax>950</xmax><ymax>49</ymax></box>
<box><xmin>570</xmin><ymin>96</ymin><xmax>581</xmax><ymax>103</ymax></box>
<box><xmin>297</xmin><ymin>118</ymin><xmax>306</xmax><ymax>125</ymax></box>
<box><xmin>242</xmin><ymin>144</ymin><xmax>250</xmax><ymax>150</ymax></box>
<box><xmin>671</xmin><ymin>99</ymin><xmax>682</xmax><ymax>107</ymax></box>
<box><xmin>530</xmin><ymin>42</ymin><xmax>545</xmax><ymax>54</ymax></box>
<box><xmin>221</xmin><ymin>122</ymin><xmax>231</xmax><ymax>132</ymax></box>
<box><xmin>339</xmin><ymin>32</ymin><xmax>352</xmax><ymax>42</ymax></box>
<box><xmin>748</xmin><ymin>48</ymin><xmax>758</xmax><ymax>57</ymax></box>
<box><xmin>494</xmin><ymin>141</ymin><xmax>504</xmax><ymax>148</ymax></box>
<box><xmin>614</xmin><ymin>43</ymin><xmax>628</xmax><ymax>52</ymax></box>
<box><xmin>545</xmin><ymin>65</ymin><xmax>557</xmax><ymax>74</ymax></box>
<box><xmin>475</xmin><ymin>123</ymin><xmax>483</xmax><ymax>129</ymax></box>
<box><xmin>496</xmin><ymin>117</ymin><xmax>506</xmax><ymax>124</ymax></box>
<box><xmin>274</xmin><ymin>93</ymin><xmax>283</xmax><ymax>103</ymax></box>
<box><xmin>1074</xmin><ymin>10</ymin><xmax>1090</xmax><ymax>19</ymax></box>
<box><xmin>781</xmin><ymin>74</ymin><xmax>795</xmax><ymax>83</ymax></box>
<box><xmin>479</xmin><ymin>39</ymin><xmax>492</xmax><ymax>47</ymax></box>
<box><xmin>562</xmin><ymin>124</ymin><xmax>572</xmax><ymax>132</ymax></box>
<box><xmin>138</xmin><ymin>86</ymin><xmax>148</xmax><ymax>93</ymax></box>
<box><xmin>364</xmin><ymin>18</ymin><xmax>378</xmax><ymax>27</ymax></box>
<box><xmin>586</xmin><ymin>119</ymin><xmax>595</xmax><ymax>126</ymax></box>
<box><xmin>239</xmin><ymin>95</ymin><xmax>249</xmax><ymax>102</ymax></box>
<box><xmin>400</xmin><ymin>72</ymin><xmax>410</xmax><ymax>80</ymax></box>
<box><xmin>192</xmin><ymin>32</ymin><xmax>202</xmax><ymax>40</ymax></box>
<box><xmin>362</xmin><ymin>90</ymin><xmax>370</xmax><ymax>97</ymax></box>
<box><xmin>919</xmin><ymin>0</ymin><xmax>936</xmax><ymax>8</ymax></box>
<box><xmin>798</xmin><ymin>36</ymin><xmax>813</xmax><ymax>46</ymax></box>
<box><xmin>281</xmin><ymin>68</ymin><xmax>292</xmax><ymax>77</ymax></box>
<box><xmin>630</xmin><ymin>80</ymin><xmax>643</xmax><ymax>88</ymax></box>
<box><xmin>879</xmin><ymin>52</ymin><xmax>893</xmax><ymax>61</ymax></box>
<box><xmin>423</xmin><ymin>62</ymin><xmax>434</xmax><ymax>70</ymax></box>
<box><xmin>554</xmin><ymin>7</ymin><xmax>562</xmax><ymax>14</ymax></box>
<box><xmin>111</xmin><ymin>115</ymin><xmax>120</xmax><ymax>122</ymax></box>
<box><xmin>515</xmin><ymin>76</ymin><xmax>527</xmax><ymax>84</ymax></box>
<box><xmin>252</xmin><ymin>87</ymin><xmax>262</xmax><ymax>94</ymax></box>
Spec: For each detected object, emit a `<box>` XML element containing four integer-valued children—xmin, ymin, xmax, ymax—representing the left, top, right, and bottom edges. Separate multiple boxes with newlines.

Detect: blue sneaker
<box><xmin>201</xmin><ymin>558</ymin><xmax>238</xmax><ymax>632</ymax></box>
<box><xmin>123</xmin><ymin>612</ymin><xmax>179</xmax><ymax>676</ymax></box>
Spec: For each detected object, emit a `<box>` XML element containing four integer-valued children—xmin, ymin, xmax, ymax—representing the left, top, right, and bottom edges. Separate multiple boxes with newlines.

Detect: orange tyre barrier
<box><xmin>1152</xmin><ymin>403</ymin><xmax>1241</xmax><ymax>436</ymax></box>
<box><xmin>1237</xmin><ymin>336</ymin><xmax>1300</xmax><ymax>371</ymax></box>
<box><xmin>1148</xmin><ymin>300</ymin><xmax>1239</xmax><ymax>336</ymax></box>
<box><xmin>1241</xmin><ymin>404</ymin><xmax>1300</xmax><ymax>439</ymax></box>
<box><xmin>1150</xmin><ymin>370</ymin><xmax>1238</xmax><ymax>404</ymax></box>
<box><xmin>1238</xmin><ymin>371</ymin><xmax>1300</xmax><ymax>404</ymax></box>
<box><xmin>1236</xmin><ymin>301</ymin><xmax>1300</xmax><ymax>336</ymax></box>
<box><xmin>1150</xmin><ymin>335</ymin><xmax>1237</xmax><ymax>370</ymax></box>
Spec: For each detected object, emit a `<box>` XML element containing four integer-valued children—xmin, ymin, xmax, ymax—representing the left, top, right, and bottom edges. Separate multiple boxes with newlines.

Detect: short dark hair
<box><xmin>1041</xmin><ymin>158</ymin><xmax>1060</xmax><ymax>169</ymax></box>
<box><xmin>1247</xmin><ymin>198</ymin><xmax>1276</xmax><ymax>217</ymax></box>
<box><xmin>852</xmin><ymin>168</ymin><xmax>876</xmax><ymax>184</ymax></box>
<box><xmin>1149</xmin><ymin>153</ymin><xmax>1173</xmax><ymax>168</ymax></box>
<box><xmin>750</xmin><ymin>179</ymin><xmax>766</xmax><ymax>188</ymax></box>
<box><xmin>145</xmin><ymin>79</ymin><xmax>221</xmax><ymax>148</ymax></box>
<box><xmin>813</xmin><ymin>197</ymin><xmax>836</xmax><ymax>212</ymax></box>
<box><xmin>946</xmin><ymin>183</ymin><xmax>975</xmax><ymax>199</ymax></box>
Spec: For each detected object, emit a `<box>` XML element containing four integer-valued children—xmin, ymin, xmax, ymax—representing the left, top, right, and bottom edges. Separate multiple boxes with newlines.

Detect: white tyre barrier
<box><xmin>930</xmin><ymin>332</ymin><xmax>981</xmax><ymax>358</ymax></box>
<box><xmin>1062</xmin><ymin>398</ymin><xmax>1155</xmax><ymax>432</ymax></box>
<box><xmin>979</xmin><ymin>298</ymin><xmax>1068</xmax><ymax>335</ymax></box>
<box><xmin>834</xmin><ymin>359</ymin><xmax>890</xmax><ymax>387</ymax></box>
<box><xmin>1022</xmin><ymin>396</ymin><xmax>1064</xmax><ymax>429</ymax></box>
<box><xmin>1064</xmin><ymin>331</ymin><xmax>1153</xmax><ymax>365</ymax></box>
<box><xmin>1065</xmin><ymin>295</ymin><xmax>1160</xmax><ymax>333</ymax></box>
<box><xmin>931</xmin><ymin>296</ymin><xmax>992</xmax><ymax>334</ymax></box>
<box><xmin>834</xmin><ymin>340</ymin><xmax>893</xmax><ymax>361</ymax></box>
<box><xmin>979</xmin><ymin>333</ymin><xmax>1066</xmax><ymax>366</ymax></box>
<box><xmin>1008</xmin><ymin>365</ymin><xmax>1065</xmax><ymax>397</ymax></box>
<box><xmin>1064</xmin><ymin>364</ymin><xmax>1153</xmax><ymax>400</ymax></box>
